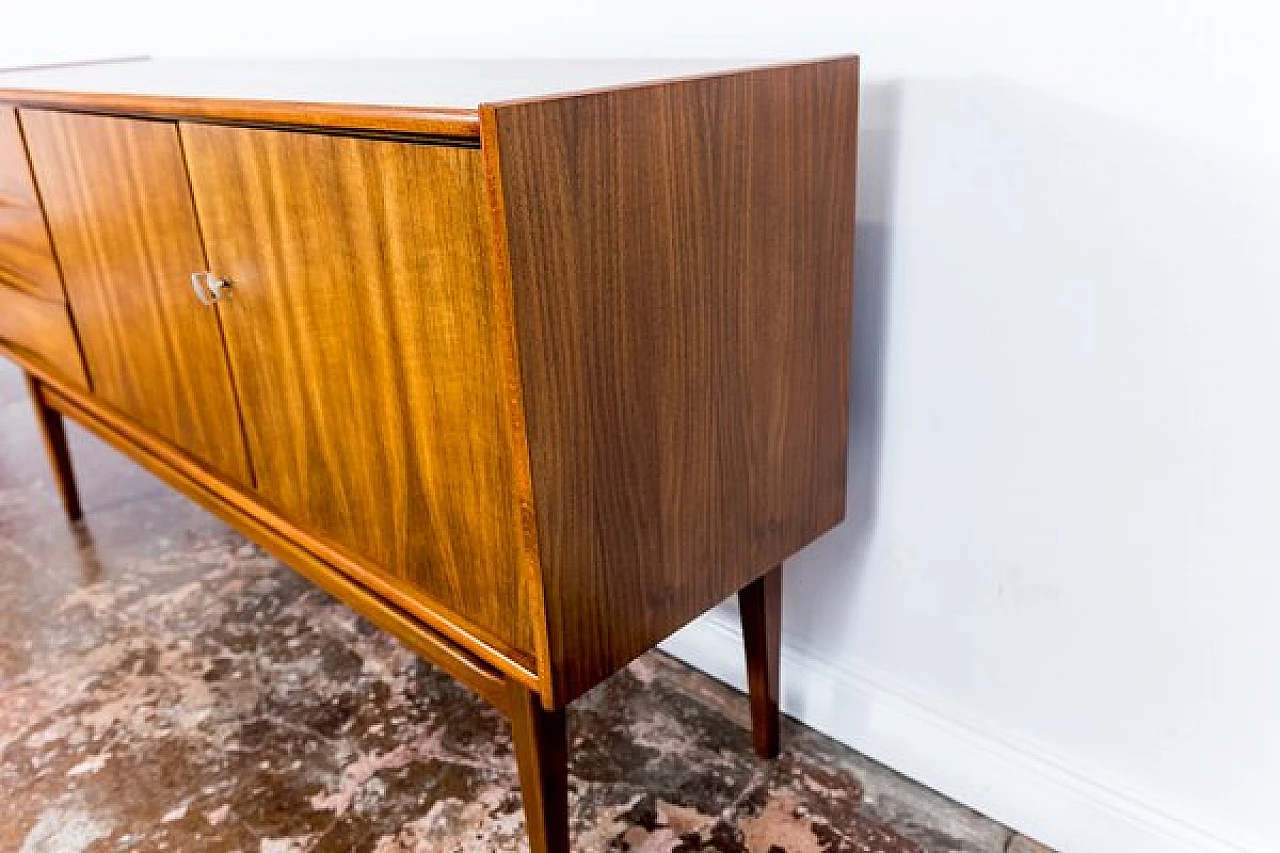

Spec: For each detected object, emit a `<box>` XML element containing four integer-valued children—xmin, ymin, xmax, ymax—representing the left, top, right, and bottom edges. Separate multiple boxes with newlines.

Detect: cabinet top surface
<box><xmin>0</xmin><ymin>58</ymin><xmax>808</xmax><ymax>111</ymax></box>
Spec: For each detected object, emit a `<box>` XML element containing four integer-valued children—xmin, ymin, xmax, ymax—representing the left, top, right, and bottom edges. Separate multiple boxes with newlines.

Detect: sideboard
<box><xmin>0</xmin><ymin>58</ymin><xmax>859</xmax><ymax>852</ymax></box>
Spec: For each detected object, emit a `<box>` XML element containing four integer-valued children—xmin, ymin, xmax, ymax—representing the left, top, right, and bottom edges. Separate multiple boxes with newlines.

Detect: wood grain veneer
<box><xmin>180</xmin><ymin>123</ymin><xmax>536</xmax><ymax>658</ymax></box>
<box><xmin>490</xmin><ymin>56</ymin><xmax>859</xmax><ymax>705</ymax></box>
<box><xmin>0</xmin><ymin>284</ymin><xmax>88</xmax><ymax>388</ymax></box>
<box><xmin>20</xmin><ymin>109</ymin><xmax>253</xmax><ymax>486</ymax></box>
<box><xmin>0</xmin><ymin>58</ymin><xmax>860</xmax><ymax>853</ymax></box>
<box><xmin>0</xmin><ymin>106</ymin><xmax>64</xmax><ymax>302</ymax></box>
<box><xmin>0</xmin><ymin>105</ymin><xmax>88</xmax><ymax>388</ymax></box>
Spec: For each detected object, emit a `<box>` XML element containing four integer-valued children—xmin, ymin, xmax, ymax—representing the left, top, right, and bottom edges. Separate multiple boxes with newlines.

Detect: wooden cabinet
<box><xmin>0</xmin><ymin>58</ymin><xmax>859</xmax><ymax>853</ymax></box>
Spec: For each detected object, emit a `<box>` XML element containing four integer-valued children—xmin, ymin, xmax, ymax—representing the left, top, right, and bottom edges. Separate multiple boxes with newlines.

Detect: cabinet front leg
<box><xmin>739</xmin><ymin>563</ymin><xmax>783</xmax><ymax>759</ymax></box>
<box><xmin>507</xmin><ymin>685</ymin><xmax>570</xmax><ymax>853</ymax></box>
<box><xmin>24</xmin><ymin>374</ymin><xmax>83</xmax><ymax>523</ymax></box>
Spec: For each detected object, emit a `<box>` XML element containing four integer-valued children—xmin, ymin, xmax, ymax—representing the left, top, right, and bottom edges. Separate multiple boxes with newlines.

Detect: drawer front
<box><xmin>0</xmin><ymin>107</ymin><xmax>64</xmax><ymax>302</ymax></box>
<box><xmin>0</xmin><ymin>283</ymin><xmax>88</xmax><ymax>387</ymax></box>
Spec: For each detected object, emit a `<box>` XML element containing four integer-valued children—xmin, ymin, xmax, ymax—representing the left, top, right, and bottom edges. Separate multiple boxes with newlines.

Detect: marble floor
<box><xmin>0</xmin><ymin>361</ymin><xmax>1053</xmax><ymax>853</ymax></box>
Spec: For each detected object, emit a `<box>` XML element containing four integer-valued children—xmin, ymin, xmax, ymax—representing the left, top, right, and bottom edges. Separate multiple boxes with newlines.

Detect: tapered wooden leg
<box><xmin>24</xmin><ymin>373</ymin><xmax>82</xmax><ymax>523</ymax></box>
<box><xmin>739</xmin><ymin>563</ymin><xmax>783</xmax><ymax>759</ymax></box>
<box><xmin>508</xmin><ymin>685</ymin><xmax>570</xmax><ymax>853</ymax></box>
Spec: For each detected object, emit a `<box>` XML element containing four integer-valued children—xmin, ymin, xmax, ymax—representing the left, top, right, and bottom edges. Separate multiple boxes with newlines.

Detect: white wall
<box><xmin>4</xmin><ymin>3</ymin><xmax>1278</xmax><ymax>851</ymax></box>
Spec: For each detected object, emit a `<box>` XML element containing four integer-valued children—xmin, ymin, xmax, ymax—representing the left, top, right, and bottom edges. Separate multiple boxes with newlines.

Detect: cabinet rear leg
<box><xmin>740</xmin><ymin>563</ymin><xmax>783</xmax><ymax>759</ymax></box>
<box><xmin>507</xmin><ymin>684</ymin><xmax>570</xmax><ymax>853</ymax></box>
<box><xmin>24</xmin><ymin>374</ymin><xmax>82</xmax><ymax>523</ymax></box>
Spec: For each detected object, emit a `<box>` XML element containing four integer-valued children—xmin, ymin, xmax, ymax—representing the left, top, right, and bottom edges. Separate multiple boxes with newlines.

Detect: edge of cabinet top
<box><xmin>0</xmin><ymin>57</ymin><xmax>847</xmax><ymax>138</ymax></box>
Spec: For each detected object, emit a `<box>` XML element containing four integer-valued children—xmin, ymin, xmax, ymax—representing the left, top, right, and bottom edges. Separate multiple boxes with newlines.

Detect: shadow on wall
<box><xmin>709</xmin><ymin>78</ymin><xmax>904</xmax><ymax>662</ymax></box>
<box><xmin>784</xmin><ymin>78</ymin><xmax>904</xmax><ymax>654</ymax></box>
<box><xmin>682</xmin><ymin>74</ymin><xmax>1280</xmax><ymax>853</ymax></box>
<box><xmin>786</xmin><ymin>74</ymin><xmax>1280</xmax><ymax>681</ymax></box>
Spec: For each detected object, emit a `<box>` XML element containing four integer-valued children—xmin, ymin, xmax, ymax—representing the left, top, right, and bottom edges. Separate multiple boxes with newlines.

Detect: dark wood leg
<box><xmin>508</xmin><ymin>684</ymin><xmax>570</xmax><ymax>853</ymax></box>
<box><xmin>23</xmin><ymin>373</ymin><xmax>82</xmax><ymax>523</ymax></box>
<box><xmin>739</xmin><ymin>563</ymin><xmax>783</xmax><ymax>759</ymax></box>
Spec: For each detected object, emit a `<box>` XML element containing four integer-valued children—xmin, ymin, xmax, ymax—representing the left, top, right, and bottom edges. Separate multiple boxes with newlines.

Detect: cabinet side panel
<box><xmin>494</xmin><ymin>58</ymin><xmax>859</xmax><ymax>705</ymax></box>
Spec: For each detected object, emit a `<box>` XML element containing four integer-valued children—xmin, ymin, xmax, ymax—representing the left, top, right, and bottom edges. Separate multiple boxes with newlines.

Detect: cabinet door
<box><xmin>21</xmin><ymin>110</ymin><xmax>251</xmax><ymax>485</ymax></box>
<box><xmin>180</xmin><ymin>124</ymin><xmax>531</xmax><ymax>655</ymax></box>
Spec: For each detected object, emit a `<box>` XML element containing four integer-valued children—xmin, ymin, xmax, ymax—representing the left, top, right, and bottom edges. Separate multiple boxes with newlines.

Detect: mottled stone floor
<box><xmin>0</xmin><ymin>361</ymin><xmax>1052</xmax><ymax>853</ymax></box>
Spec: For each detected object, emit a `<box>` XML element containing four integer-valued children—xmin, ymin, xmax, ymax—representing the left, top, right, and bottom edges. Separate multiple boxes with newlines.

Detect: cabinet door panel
<box><xmin>21</xmin><ymin>110</ymin><xmax>251</xmax><ymax>485</ymax></box>
<box><xmin>180</xmin><ymin>124</ymin><xmax>531</xmax><ymax>655</ymax></box>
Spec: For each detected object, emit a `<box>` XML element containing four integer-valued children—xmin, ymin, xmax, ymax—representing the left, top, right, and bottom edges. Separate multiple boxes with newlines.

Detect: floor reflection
<box><xmin>0</xmin><ymin>360</ymin><xmax>1031</xmax><ymax>853</ymax></box>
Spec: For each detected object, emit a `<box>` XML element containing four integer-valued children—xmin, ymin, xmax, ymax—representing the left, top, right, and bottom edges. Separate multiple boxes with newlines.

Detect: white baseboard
<box><xmin>660</xmin><ymin>611</ymin><xmax>1261</xmax><ymax>853</ymax></box>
